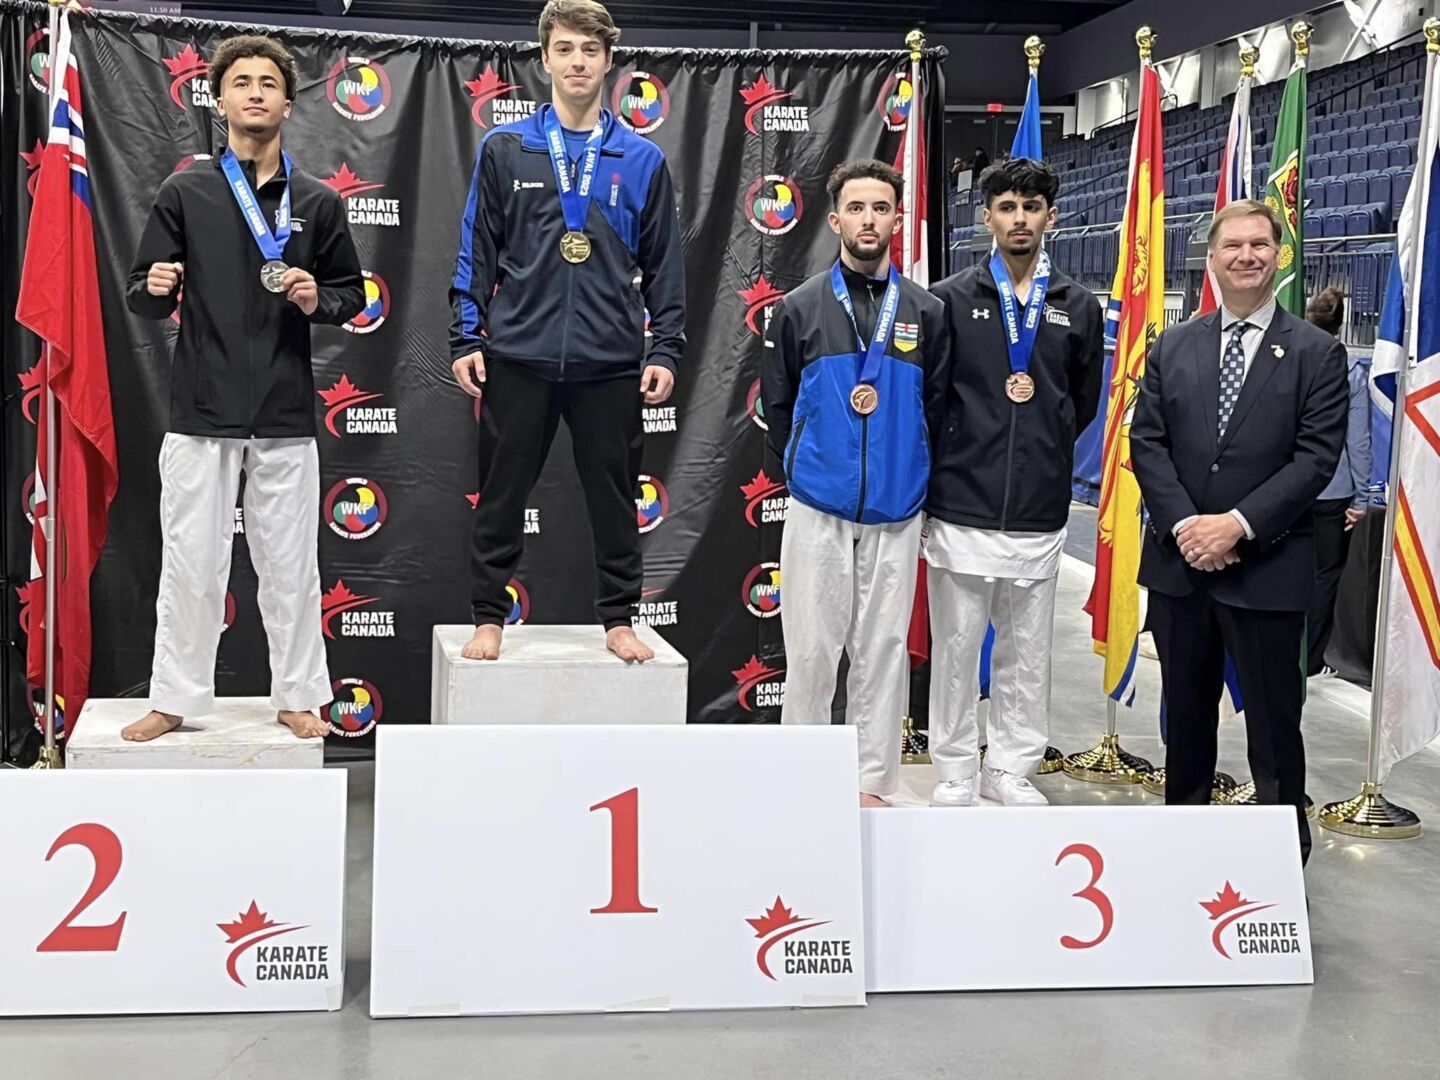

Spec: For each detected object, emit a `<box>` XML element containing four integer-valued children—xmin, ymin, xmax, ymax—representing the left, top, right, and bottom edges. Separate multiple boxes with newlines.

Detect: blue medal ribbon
<box><xmin>220</xmin><ymin>147</ymin><xmax>292</xmax><ymax>262</ymax></box>
<box><xmin>541</xmin><ymin>105</ymin><xmax>604</xmax><ymax>234</ymax></box>
<box><xmin>830</xmin><ymin>262</ymin><xmax>901</xmax><ymax>387</ymax></box>
<box><xmin>988</xmin><ymin>248</ymin><xmax>1050</xmax><ymax>378</ymax></box>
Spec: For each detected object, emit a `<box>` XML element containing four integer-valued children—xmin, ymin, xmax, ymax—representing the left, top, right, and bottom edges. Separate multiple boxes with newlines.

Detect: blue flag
<box><xmin>1011</xmin><ymin>71</ymin><xmax>1042</xmax><ymax>160</ymax></box>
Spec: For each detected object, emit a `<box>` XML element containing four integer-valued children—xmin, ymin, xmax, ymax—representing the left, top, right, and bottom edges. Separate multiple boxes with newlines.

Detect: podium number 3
<box><xmin>1055</xmin><ymin>843</ymin><xmax>1113</xmax><ymax>950</ymax></box>
<box><xmin>590</xmin><ymin>788</ymin><xmax>658</xmax><ymax>915</ymax></box>
<box><xmin>38</xmin><ymin>824</ymin><xmax>128</xmax><ymax>953</ymax></box>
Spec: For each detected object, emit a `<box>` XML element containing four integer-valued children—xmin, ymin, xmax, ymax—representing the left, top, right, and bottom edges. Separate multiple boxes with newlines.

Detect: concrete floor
<box><xmin>5</xmin><ymin>511</ymin><xmax>1440</xmax><ymax>1079</ymax></box>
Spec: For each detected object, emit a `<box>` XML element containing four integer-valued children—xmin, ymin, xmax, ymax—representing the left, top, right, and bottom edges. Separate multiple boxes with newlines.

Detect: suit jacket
<box><xmin>1131</xmin><ymin>304</ymin><xmax>1349</xmax><ymax>611</ymax></box>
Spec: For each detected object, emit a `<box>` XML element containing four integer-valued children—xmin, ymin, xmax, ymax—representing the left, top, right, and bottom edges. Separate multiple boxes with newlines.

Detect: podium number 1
<box><xmin>590</xmin><ymin>788</ymin><xmax>658</xmax><ymax>915</ymax></box>
<box><xmin>38</xmin><ymin>823</ymin><xmax>128</xmax><ymax>953</ymax></box>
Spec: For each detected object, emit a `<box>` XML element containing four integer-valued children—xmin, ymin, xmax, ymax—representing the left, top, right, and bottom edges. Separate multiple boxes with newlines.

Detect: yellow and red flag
<box><xmin>1086</xmin><ymin>58</ymin><xmax>1164</xmax><ymax>701</ymax></box>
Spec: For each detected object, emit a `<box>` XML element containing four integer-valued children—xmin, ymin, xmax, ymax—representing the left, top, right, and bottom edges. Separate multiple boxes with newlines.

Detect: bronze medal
<box><xmin>850</xmin><ymin>384</ymin><xmax>878</xmax><ymax>416</ymax></box>
<box><xmin>1005</xmin><ymin>372</ymin><xmax>1035</xmax><ymax>404</ymax></box>
<box><xmin>559</xmin><ymin>231</ymin><xmax>592</xmax><ymax>264</ymax></box>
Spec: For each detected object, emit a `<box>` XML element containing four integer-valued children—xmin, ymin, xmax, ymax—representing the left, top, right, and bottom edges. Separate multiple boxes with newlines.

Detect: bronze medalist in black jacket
<box><xmin>926</xmin><ymin>261</ymin><xmax>1104</xmax><ymax>533</ymax></box>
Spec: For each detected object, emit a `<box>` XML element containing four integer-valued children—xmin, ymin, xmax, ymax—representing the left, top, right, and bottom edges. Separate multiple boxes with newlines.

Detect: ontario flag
<box><xmin>1197</xmin><ymin>66</ymin><xmax>1254</xmax><ymax>315</ymax></box>
<box><xmin>890</xmin><ymin>52</ymin><xmax>932</xmax><ymax>666</ymax></box>
<box><xmin>1086</xmin><ymin>56</ymin><xmax>1164</xmax><ymax>702</ymax></box>
<box><xmin>14</xmin><ymin>10</ymin><xmax>119</xmax><ymax>731</ymax></box>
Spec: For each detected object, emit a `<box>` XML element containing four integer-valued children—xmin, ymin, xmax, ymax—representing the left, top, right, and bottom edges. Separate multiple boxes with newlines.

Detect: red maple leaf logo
<box><xmin>1199</xmin><ymin>882</ymin><xmax>1276</xmax><ymax>960</ymax></box>
<box><xmin>745</xmin><ymin>896</ymin><xmax>830</xmax><ymax>980</ymax></box>
<box><xmin>16</xmin><ymin>581</ymin><xmax>39</xmax><ymax>638</ymax></box>
<box><xmin>18</xmin><ymin>365</ymin><xmax>42</xmax><ymax>425</ymax></box>
<box><xmin>317</xmin><ymin>374</ymin><xmax>382</xmax><ymax>437</ymax></box>
<box><xmin>738</xmin><ymin>275</ymin><xmax>785</xmax><ymax>336</ymax></box>
<box><xmin>740</xmin><ymin>469</ymin><xmax>786</xmax><ymax>527</ymax></box>
<box><xmin>740</xmin><ymin>74</ymin><xmax>791</xmax><ymax>135</ymax></box>
<box><xmin>731</xmin><ymin>654</ymin><xmax>783</xmax><ymax>712</ymax></box>
<box><xmin>321</xmin><ymin>163</ymin><xmax>385</xmax><ymax>200</ymax></box>
<box><xmin>320</xmin><ymin>578</ymin><xmax>378</xmax><ymax>639</ymax></box>
<box><xmin>217</xmin><ymin>900</ymin><xmax>277</xmax><ymax>944</ymax></box>
<box><xmin>217</xmin><ymin>901</ymin><xmax>306</xmax><ymax>987</ymax></box>
<box><xmin>163</xmin><ymin>43</ymin><xmax>210</xmax><ymax>108</ymax></box>
<box><xmin>465</xmin><ymin>65</ymin><xmax>520</xmax><ymax>127</ymax></box>
<box><xmin>21</xmin><ymin>139</ymin><xmax>43</xmax><ymax>197</ymax></box>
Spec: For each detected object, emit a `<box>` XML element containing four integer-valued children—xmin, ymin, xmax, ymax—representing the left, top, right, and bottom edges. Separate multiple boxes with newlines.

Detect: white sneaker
<box><xmin>931</xmin><ymin>778</ymin><xmax>979</xmax><ymax>807</ymax></box>
<box><xmin>979</xmin><ymin>765</ymin><xmax>1049</xmax><ymax>806</ymax></box>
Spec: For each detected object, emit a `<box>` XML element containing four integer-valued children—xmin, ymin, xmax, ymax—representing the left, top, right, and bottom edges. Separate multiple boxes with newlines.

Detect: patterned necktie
<box><xmin>1218</xmin><ymin>321</ymin><xmax>1249</xmax><ymax>440</ymax></box>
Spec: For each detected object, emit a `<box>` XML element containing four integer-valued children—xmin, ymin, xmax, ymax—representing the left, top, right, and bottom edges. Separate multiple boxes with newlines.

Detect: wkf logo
<box><xmin>326</xmin><ymin>56</ymin><xmax>392</xmax><ymax>122</ymax></box>
<box><xmin>743</xmin><ymin>563</ymin><xmax>782</xmax><ymax>618</ymax></box>
<box><xmin>25</xmin><ymin>27</ymin><xmax>50</xmax><ymax>93</ymax></box>
<box><xmin>746</xmin><ymin>378</ymin><xmax>768</xmax><ymax>431</ymax></box>
<box><xmin>505</xmin><ymin>578</ymin><xmax>531</xmax><ymax>625</ymax></box>
<box><xmin>327</xmin><ymin>677</ymin><xmax>383</xmax><ymax>738</ymax></box>
<box><xmin>324</xmin><ymin>477</ymin><xmax>387</xmax><ymax>540</ymax></box>
<box><xmin>636</xmin><ymin>474</ymin><xmax>669</xmax><ymax>533</ymax></box>
<box><xmin>343</xmin><ymin>271</ymin><xmax>390</xmax><ymax>335</ymax></box>
<box><xmin>876</xmin><ymin>67</ymin><xmax>914</xmax><ymax>132</ymax></box>
<box><xmin>612</xmin><ymin>70</ymin><xmax>670</xmax><ymax>135</ymax></box>
<box><xmin>745</xmin><ymin>175</ymin><xmax>803</xmax><ymax>236</ymax></box>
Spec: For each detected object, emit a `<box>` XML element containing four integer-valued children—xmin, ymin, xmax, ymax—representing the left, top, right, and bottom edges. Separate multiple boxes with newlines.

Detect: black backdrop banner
<box><xmin>0</xmin><ymin>0</ymin><xmax>947</xmax><ymax>756</ymax></box>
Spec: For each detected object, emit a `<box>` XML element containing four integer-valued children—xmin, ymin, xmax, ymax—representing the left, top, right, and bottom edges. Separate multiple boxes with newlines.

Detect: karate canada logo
<box><xmin>1200</xmin><ymin>883</ymin><xmax>1303</xmax><ymax>959</ymax></box>
<box><xmin>19</xmin><ymin>365</ymin><xmax>41</xmax><ymax>424</ymax></box>
<box><xmin>218</xmin><ymin>902</ymin><xmax>331</xmax><ymax>988</ymax></box>
<box><xmin>324</xmin><ymin>477</ymin><xmax>387</xmax><ymax>540</ymax></box>
<box><xmin>636</xmin><ymin>474</ymin><xmax>669</xmax><ymax>533</ymax></box>
<box><xmin>739</xmin><ymin>274</ymin><xmax>786</xmax><ymax>336</ymax></box>
<box><xmin>876</xmin><ymin>68</ymin><xmax>914</xmax><ymax>132</ymax></box>
<box><xmin>25</xmin><ymin>27</ymin><xmax>49</xmax><ymax>92</ymax></box>
<box><xmin>162</xmin><ymin>43</ymin><xmax>215</xmax><ymax>109</ymax></box>
<box><xmin>343</xmin><ymin>271</ymin><xmax>390</xmax><ymax>334</ymax></box>
<box><xmin>466</xmin><ymin>492</ymin><xmax>541</xmax><ymax>534</ymax></box>
<box><xmin>505</xmin><ymin>578</ymin><xmax>531</xmax><ymax>625</ymax></box>
<box><xmin>612</xmin><ymin>70</ymin><xmax>670</xmax><ymax>134</ymax></box>
<box><xmin>740</xmin><ymin>469</ymin><xmax>788</xmax><ymax>527</ymax></box>
<box><xmin>732</xmin><ymin>654</ymin><xmax>784</xmax><ymax>712</ymax></box>
<box><xmin>743</xmin><ymin>562</ymin><xmax>782</xmax><ymax>618</ymax></box>
<box><xmin>321</xmin><ymin>579</ymin><xmax>394</xmax><ymax>640</ymax></box>
<box><xmin>643</xmin><ymin>405</ymin><xmax>678</xmax><ymax>434</ymax></box>
<box><xmin>636</xmin><ymin>585</ymin><xmax>679</xmax><ymax>628</ymax></box>
<box><xmin>327</xmin><ymin>56</ymin><xmax>392</xmax><ymax>122</ymax></box>
<box><xmin>746</xmin><ymin>378</ymin><xmax>768</xmax><ymax>430</ymax></box>
<box><xmin>327</xmin><ymin>677</ymin><xmax>383</xmax><ymax>737</ymax></box>
<box><xmin>318</xmin><ymin>375</ymin><xmax>397</xmax><ymax>437</ymax></box>
<box><xmin>746</xmin><ymin>897</ymin><xmax>853</xmax><ymax>979</ymax></box>
<box><xmin>739</xmin><ymin>74</ymin><xmax>810</xmax><ymax>135</ymax></box>
<box><xmin>745</xmin><ymin>175</ymin><xmax>803</xmax><ymax>236</ymax></box>
<box><xmin>322</xmin><ymin>164</ymin><xmax>402</xmax><ymax>228</ymax></box>
<box><xmin>465</xmin><ymin>64</ymin><xmax>535</xmax><ymax>127</ymax></box>
<box><xmin>21</xmin><ymin>140</ymin><xmax>43</xmax><ymax>197</ymax></box>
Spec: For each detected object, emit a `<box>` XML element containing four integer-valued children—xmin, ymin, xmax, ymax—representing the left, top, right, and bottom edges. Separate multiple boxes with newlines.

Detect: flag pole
<box><xmin>31</xmin><ymin>0</ymin><xmax>66</xmax><ymax>771</ymax></box>
<box><xmin>1318</xmin><ymin>17</ymin><xmax>1440</xmax><ymax>841</ymax></box>
<box><xmin>1063</xmin><ymin>26</ymin><xmax>1157</xmax><ymax>786</ymax></box>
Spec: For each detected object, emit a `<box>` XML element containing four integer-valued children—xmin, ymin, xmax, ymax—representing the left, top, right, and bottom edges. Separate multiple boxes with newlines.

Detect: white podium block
<box><xmin>863</xmin><ymin>806</ymin><xmax>1312</xmax><ymax>992</ymax></box>
<box><xmin>430</xmin><ymin>624</ymin><xmax>687</xmax><ymax>724</ymax></box>
<box><xmin>0</xmin><ymin>769</ymin><xmax>347</xmax><ymax>1015</ymax></box>
<box><xmin>68</xmin><ymin>698</ymin><xmax>323</xmax><ymax>770</ymax></box>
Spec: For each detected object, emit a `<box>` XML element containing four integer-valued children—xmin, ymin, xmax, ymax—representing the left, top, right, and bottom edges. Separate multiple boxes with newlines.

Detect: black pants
<box><xmin>1307</xmin><ymin>497</ymin><xmax>1354</xmax><ymax>676</ymax></box>
<box><xmin>1150</xmin><ymin>590</ymin><xmax>1311</xmax><ymax>865</ymax></box>
<box><xmin>471</xmin><ymin>360</ymin><xmax>642</xmax><ymax>630</ymax></box>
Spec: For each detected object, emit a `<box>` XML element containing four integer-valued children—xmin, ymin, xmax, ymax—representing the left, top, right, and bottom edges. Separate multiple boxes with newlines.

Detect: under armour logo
<box><xmin>972</xmin><ymin>308</ymin><xmax>991</xmax><ymax>319</ymax></box>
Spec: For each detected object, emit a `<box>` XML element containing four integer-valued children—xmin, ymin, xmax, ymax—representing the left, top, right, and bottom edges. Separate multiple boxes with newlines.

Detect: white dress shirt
<box><xmin>1173</xmin><ymin>293</ymin><xmax>1278</xmax><ymax>545</ymax></box>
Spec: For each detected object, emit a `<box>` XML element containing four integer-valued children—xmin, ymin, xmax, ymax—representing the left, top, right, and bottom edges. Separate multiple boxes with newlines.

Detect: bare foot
<box><xmin>606</xmin><ymin>625</ymin><xmax>654</xmax><ymax>663</ymax></box>
<box><xmin>860</xmin><ymin>793</ymin><xmax>891</xmax><ymax>808</ymax></box>
<box><xmin>122</xmin><ymin>710</ymin><xmax>182</xmax><ymax>742</ymax></box>
<box><xmin>277</xmin><ymin>710</ymin><xmax>330</xmax><ymax>739</ymax></box>
<box><xmin>462</xmin><ymin>624</ymin><xmax>502</xmax><ymax>660</ymax></box>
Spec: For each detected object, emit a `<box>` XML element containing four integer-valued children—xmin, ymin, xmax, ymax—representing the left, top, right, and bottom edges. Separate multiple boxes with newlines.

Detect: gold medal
<box><xmin>1005</xmin><ymin>372</ymin><xmax>1035</xmax><ymax>404</ymax></box>
<box><xmin>850</xmin><ymin>384</ymin><xmax>878</xmax><ymax>415</ymax></box>
<box><xmin>559</xmin><ymin>231</ymin><xmax>592</xmax><ymax>264</ymax></box>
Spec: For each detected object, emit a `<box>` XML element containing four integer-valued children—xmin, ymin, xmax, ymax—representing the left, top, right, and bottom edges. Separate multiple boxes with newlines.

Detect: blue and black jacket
<box><xmin>449</xmin><ymin>105</ymin><xmax>685</xmax><ymax>380</ymax></box>
<box><xmin>763</xmin><ymin>266</ymin><xmax>948</xmax><ymax>524</ymax></box>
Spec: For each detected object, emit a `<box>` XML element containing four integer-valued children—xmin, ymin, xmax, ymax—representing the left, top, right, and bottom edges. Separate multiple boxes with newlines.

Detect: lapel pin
<box><xmin>1272</xmin><ymin>344</ymin><xmax>1285</xmax><ymax>358</ymax></box>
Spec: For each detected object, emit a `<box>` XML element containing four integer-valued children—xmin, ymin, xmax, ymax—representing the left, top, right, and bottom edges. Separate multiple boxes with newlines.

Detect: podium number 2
<box><xmin>590</xmin><ymin>788</ymin><xmax>658</xmax><ymax>915</ymax></box>
<box><xmin>37</xmin><ymin>824</ymin><xmax>128</xmax><ymax>953</ymax></box>
<box><xmin>1055</xmin><ymin>843</ymin><xmax>1112</xmax><ymax>950</ymax></box>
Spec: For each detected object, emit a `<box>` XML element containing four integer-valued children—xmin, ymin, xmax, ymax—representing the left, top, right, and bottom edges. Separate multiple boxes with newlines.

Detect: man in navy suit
<box><xmin>1131</xmin><ymin>199</ymin><xmax>1348</xmax><ymax>864</ymax></box>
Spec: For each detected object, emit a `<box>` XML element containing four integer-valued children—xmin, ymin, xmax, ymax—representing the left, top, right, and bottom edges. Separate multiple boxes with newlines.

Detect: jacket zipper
<box><xmin>786</xmin><ymin>416</ymin><xmax>807</xmax><ymax>478</ymax></box>
<box><xmin>999</xmin><ymin>404</ymin><xmax>1018</xmax><ymax>529</ymax></box>
<box><xmin>856</xmin><ymin>415</ymin><xmax>870</xmax><ymax>523</ymax></box>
